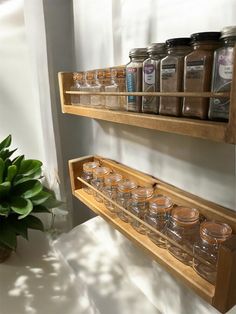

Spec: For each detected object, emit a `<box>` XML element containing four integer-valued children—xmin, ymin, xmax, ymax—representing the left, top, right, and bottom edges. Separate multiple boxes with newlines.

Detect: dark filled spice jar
<box><xmin>142</xmin><ymin>43</ymin><xmax>166</xmax><ymax>114</ymax></box>
<box><xmin>126</xmin><ymin>48</ymin><xmax>148</xmax><ymax>112</ymax></box>
<box><xmin>160</xmin><ymin>38</ymin><xmax>191</xmax><ymax>116</ymax></box>
<box><xmin>182</xmin><ymin>32</ymin><xmax>221</xmax><ymax>119</ymax></box>
<box><xmin>209</xmin><ymin>26</ymin><xmax>236</xmax><ymax>121</ymax></box>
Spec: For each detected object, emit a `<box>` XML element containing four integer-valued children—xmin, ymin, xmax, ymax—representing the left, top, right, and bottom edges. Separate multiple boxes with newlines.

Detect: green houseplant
<box><xmin>0</xmin><ymin>135</ymin><xmax>61</xmax><ymax>262</ymax></box>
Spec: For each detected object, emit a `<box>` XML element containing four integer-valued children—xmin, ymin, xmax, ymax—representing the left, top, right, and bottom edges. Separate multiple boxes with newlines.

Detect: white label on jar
<box><xmin>186</xmin><ymin>60</ymin><xmax>204</xmax><ymax>72</ymax></box>
<box><xmin>144</xmin><ymin>64</ymin><xmax>155</xmax><ymax>84</ymax></box>
<box><xmin>219</xmin><ymin>64</ymin><xmax>233</xmax><ymax>80</ymax></box>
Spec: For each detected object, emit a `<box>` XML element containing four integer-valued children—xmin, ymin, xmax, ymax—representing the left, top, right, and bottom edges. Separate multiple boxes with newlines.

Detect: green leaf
<box><xmin>0</xmin><ymin>181</ymin><xmax>11</xmax><ymax>199</ymax></box>
<box><xmin>12</xmin><ymin>155</ymin><xmax>24</xmax><ymax>170</ymax></box>
<box><xmin>6</xmin><ymin>165</ymin><xmax>17</xmax><ymax>182</ymax></box>
<box><xmin>10</xmin><ymin>197</ymin><xmax>33</xmax><ymax>219</ymax></box>
<box><xmin>33</xmin><ymin>205</ymin><xmax>51</xmax><ymax>213</ymax></box>
<box><xmin>18</xmin><ymin>159</ymin><xmax>42</xmax><ymax>176</ymax></box>
<box><xmin>0</xmin><ymin>203</ymin><xmax>10</xmax><ymax>216</ymax></box>
<box><xmin>0</xmin><ymin>158</ymin><xmax>4</xmax><ymax>183</ymax></box>
<box><xmin>13</xmin><ymin>179</ymin><xmax>43</xmax><ymax>198</ymax></box>
<box><xmin>0</xmin><ymin>148</ymin><xmax>17</xmax><ymax>161</ymax></box>
<box><xmin>8</xmin><ymin>216</ymin><xmax>28</xmax><ymax>240</ymax></box>
<box><xmin>30</xmin><ymin>190</ymin><xmax>51</xmax><ymax>205</ymax></box>
<box><xmin>27</xmin><ymin>168</ymin><xmax>42</xmax><ymax>179</ymax></box>
<box><xmin>23</xmin><ymin>215</ymin><xmax>44</xmax><ymax>231</ymax></box>
<box><xmin>0</xmin><ymin>135</ymin><xmax>11</xmax><ymax>151</ymax></box>
<box><xmin>0</xmin><ymin>220</ymin><xmax>17</xmax><ymax>249</ymax></box>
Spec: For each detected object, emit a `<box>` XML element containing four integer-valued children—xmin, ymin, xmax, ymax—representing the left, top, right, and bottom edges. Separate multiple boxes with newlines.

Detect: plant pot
<box><xmin>0</xmin><ymin>245</ymin><xmax>12</xmax><ymax>263</ymax></box>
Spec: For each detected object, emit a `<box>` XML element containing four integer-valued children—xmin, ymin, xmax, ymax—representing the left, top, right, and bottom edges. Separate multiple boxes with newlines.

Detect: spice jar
<box><xmin>70</xmin><ymin>72</ymin><xmax>82</xmax><ymax>106</ymax></box>
<box><xmin>209</xmin><ymin>26</ymin><xmax>236</xmax><ymax>121</ymax></box>
<box><xmin>166</xmin><ymin>206</ymin><xmax>200</xmax><ymax>265</ymax></box>
<box><xmin>116</xmin><ymin>179</ymin><xmax>138</xmax><ymax>222</ymax></box>
<box><xmin>116</xmin><ymin>67</ymin><xmax>126</xmax><ymax>110</ymax></box>
<box><xmin>182</xmin><ymin>32</ymin><xmax>221</xmax><ymax>119</ymax></box>
<box><xmin>144</xmin><ymin>195</ymin><xmax>173</xmax><ymax>248</ymax></box>
<box><xmin>90</xmin><ymin>70</ymin><xmax>106</xmax><ymax>108</ymax></box>
<box><xmin>126</xmin><ymin>48</ymin><xmax>148</xmax><ymax>112</ymax></box>
<box><xmin>80</xmin><ymin>71</ymin><xmax>91</xmax><ymax>106</ymax></box>
<box><xmin>193</xmin><ymin>221</ymin><xmax>232</xmax><ymax>284</ymax></box>
<box><xmin>103</xmin><ymin>173</ymin><xmax>122</xmax><ymax>213</ymax></box>
<box><xmin>91</xmin><ymin>166</ymin><xmax>111</xmax><ymax>202</ymax></box>
<box><xmin>142</xmin><ymin>43</ymin><xmax>166</xmax><ymax>114</ymax></box>
<box><xmin>104</xmin><ymin>69</ymin><xmax>120</xmax><ymax>110</ymax></box>
<box><xmin>160</xmin><ymin>38</ymin><xmax>191</xmax><ymax>116</ymax></box>
<box><xmin>81</xmin><ymin>161</ymin><xmax>100</xmax><ymax>194</ymax></box>
<box><xmin>128</xmin><ymin>187</ymin><xmax>154</xmax><ymax>234</ymax></box>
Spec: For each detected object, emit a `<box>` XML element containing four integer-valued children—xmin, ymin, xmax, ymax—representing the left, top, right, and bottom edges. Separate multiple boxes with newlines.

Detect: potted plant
<box><xmin>0</xmin><ymin>135</ymin><xmax>61</xmax><ymax>262</ymax></box>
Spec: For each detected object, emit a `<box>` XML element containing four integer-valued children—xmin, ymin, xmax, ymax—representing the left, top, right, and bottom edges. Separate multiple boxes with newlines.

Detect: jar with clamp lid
<box><xmin>128</xmin><ymin>187</ymin><xmax>154</xmax><ymax>234</ymax></box>
<box><xmin>91</xmin><ymin>166</ymin><xmax>111</xmax><ymax>202</ymax></box>
<box><xmin>70</xmin><ymin>72</ymin><xmax>82</xmax><ymax>106</ymax></box>
<box><xmin>103</xmin><ymin>173</ymin><xmax>122</xmax><ymax>213</ymax></box>
<box><xmin>144</xmin><ymin>195</ymin><xmax>173</xmax><ymax>248</ymax></box>
<box><xmin>104</xmin><ymin>69</ymin><xmax>120</xmax><ymax>110</ymax></box>
<box><xmin>90</xmin><ymin>70</ymin><xmax>106</xmax><ymax>108</ymax></box>
<box><xmin>81</xmin><ymin>161</ymin><xmax>100</xmax><ymax>194</ymax></box>
<box><xmin>166</xmin><ymin>206</ymin><xmax>200</xmax><ymax>265</ymax></box>
<box><xmin>193</xmin><ymin>221</ymin><xmax>232</xmax><ymax>284</ymax></box>
<box><xmin>80</xmin><ymin>71</ymin><xmax>91</xmax><ymax>106</ymax></box>
<box><xmin>116</xmin><ymin>179</ymin><xmax>138</xmax><ymax>222</ymax></box>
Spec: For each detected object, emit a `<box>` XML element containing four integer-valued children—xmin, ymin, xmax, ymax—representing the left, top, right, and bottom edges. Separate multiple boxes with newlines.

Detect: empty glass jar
<box><xmin>166</xmin><ymin>206</ymin><xmax>200</xmax><ymax>265</ymax></box>
<box><xmin>70</xmin><ymin>72</ymin><xmax>82</xmax><ymax>105</ymax></box>
<box><xmin>103</xmin><ymin>173</ymin><xmax>122</xmax><ymax>213</ymax></box>
<box><xmin>80</xmin><ymin>71</ymin><xmax>91</xmax><ymax>106</ymax></box>
<box><xmin>128</xmin><ymin>187</ymin><xmax>154</xmax><ymax>234</ymax></box>
<box><xmin>144</xmin><ymin>195</ymin><xmax>173</xmax><ymax>248</ymax></box>
<box><xmin>104</xmin><ymin>69</ymin><xmax>120</xmax><ymax>110</ymax></box>
<box><xmin>81</xmin><ymin>161</ymin><xmax>100</xmax><ymax>194</ymax></box>
<box><xmin>91</xmin><ymin>166</ymin><xmax>111</xmax><ymax>202</ymax></box>
<box><xmin>90</xmin><ymin>70</ymin><xmax>106</xmax><ymax>108</ymax></box>
<box><xmin>116</xmin><ymin>179</ymin><xmax>138</xmax><ymax>222</ymax></box>
<box><xmin>193</xmin><ymin>221</ymin><xmax>232</xmax><ymax>284</ymax></box>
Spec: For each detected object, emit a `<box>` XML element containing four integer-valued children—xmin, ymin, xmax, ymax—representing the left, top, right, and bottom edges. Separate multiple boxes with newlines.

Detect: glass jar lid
<box><xmin>129</xmin><ymin>48</ymin><xmax>148</xmax><ymax>58</ymax></box>
<box><xmin>166</xmin><ymin>37</ymin><xmax>191</xmax><ymax>48</ymax></box>
<box><xmin>190</xmin><ymin>32</ymin><xmax>221</xmax><ymax>43</ymax></box>
<box><xmin>83</xmin><ymin>161</ymin><xmax>99</xmax><ymax>173</ymax></box>
<box><xmin>118</xmin><ymin>179</ymin><xmax>137</xmax><ymax>193</ymax></box>
<box><xmin>104</xmin><ymin>173</ymin><xmax>122</xmax><ymax>186</ymax></box>
<box><xmin>93</xmin><ymin>166</ymin><xmax>111</xmax><ymax>178</ymax></box>
<box><xmin>149</xmin><ymin>194</ymin><xmax>173</xmax><ymax>213</ymax></box>
<box><xmin>147</xmin><ymin>43</ymin><xmax>166</xmax><ymax>55</ymax></box>
<box><xmin>171</xmin><ymin>206</ymin><xmax>199</xmax><ymax>225</ymax></box>
<box><xmin>221</xmin><ymin>25</ymin><xmax>236</xmax><ymax>38</ymax></box>
<box><xmin>200</xmin><ymin>221</ymin><xmax>232</xmax><ymax>244</ymax></box>
<box><xmin>131</xmin><ymin>187</ymin><xmax>154</xmax><ymax>201</ymax></box>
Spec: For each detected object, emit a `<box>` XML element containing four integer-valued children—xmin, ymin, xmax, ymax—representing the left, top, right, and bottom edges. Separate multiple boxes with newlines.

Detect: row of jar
<box><xmin>128</xmin><ymin>26</ymin><xmax>236</xmax><ymax>121</ymax></box>
<box><xmin>81</xmin><ymin>160</ymin><xmax>233</xmax><ymax>285</ymax></box>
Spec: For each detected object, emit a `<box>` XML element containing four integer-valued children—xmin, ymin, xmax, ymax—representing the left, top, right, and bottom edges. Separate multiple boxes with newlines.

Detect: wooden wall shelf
<box><xmin>69</xmin><ymin>155</ymin><xmax>236</xmax><ymax>314</ymax></box>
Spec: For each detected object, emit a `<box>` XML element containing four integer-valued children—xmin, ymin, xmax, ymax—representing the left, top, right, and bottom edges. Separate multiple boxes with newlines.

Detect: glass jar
<box><xmin>166</xmin><ymin>206</ymin><xmax>200</xmax><ymax>265</ymax></box>
<box><xmin>144</xmin><ymin>195</ymin><xmax>173</xmax><ymax>248</ymax></box>
<box><xmin>126</xmin><ymin>48</ymin><xmax>148</xmax><ymax>112</ymax></box>
<box><xmin>91</xmin><ymin>166</ymin><xmax>111</xmax><ymax>202</ymax></box>
<box><xmin>103</xmin><ymin>173</ymin><xmax>122</xmax><ymax>213</ymax></box>
<box><xmin>116</xmin><ymin>67</ymin><xmax>126</xmax><ymax>110</ymax></box>
<box><xmin>81</xmin><ymin>161</ymin><xmax>100</xmax><ymax>194</ymax></box>
<box><xmin>183</xmin><ymin>32</ymin><xmax>221</xmax><ymax>119</ymax></box>
<box><xmin>80</xmin><ymin>71</ymin><xmax>91</xmax><ymax>106</ymax></box>
<box><xmin>104</xmin><ymin>69</ymin><xmax>120</xmax><ymax>110</ymax></box>
<box><xmin>70</xmin><ymin>72</ymin><xmax>82</xmax><ymax>105</ymax></box>
<box><xmin>90</xmin><ymin>70</ymin><xmax>106</xmax><ymax>108</ymax></box>
<box><xmin>142</xmin><ymin>43</ymin><xmax>166</xmax><ymax>114</ymax></box>
<box><xmin>128</xmin><ymin>187</ymin><xmax>154</xmax><ymax>234</ymax></box>
<box><xmin>160</xmin><ymin>38</ymin><xmax>191</xmax><ymax>116</ymax></box>
<box><xmin>116</xmin><ymin>179</ymin><xmax>138</xmax><ymax>222</ymax></box>
<box><xmin>193</xmin><ymin>221</ymin><xmax>232</xmax><ymax>284</ymax></box>
<box><xmin>209</xmin><ymin>26</ymin><xmax>236</xmax><ymax>121</ymax></box>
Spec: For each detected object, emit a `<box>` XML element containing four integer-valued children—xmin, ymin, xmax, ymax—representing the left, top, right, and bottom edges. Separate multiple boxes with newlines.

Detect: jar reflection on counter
<box><xmin>81</xmin><ymin>161</ymin><xmax>100</xmax><ymax>194</ymax></box>
<box><xmin>144</xmin><ymin>195</ymin><xmax>173</xmax><ymax>248</ymax></box>
<box><xmin>166</xmin><ymin>206</ymin><xmax>200</xmax><ymax>265</ymax></box>
<box><xmin>103</xmin><ymin>173</ymin><xmax>122</xmax><ymax>213</ymax></box>
<box><xmin>116</xmin><ymin>179</ymin><xmax>138</xmax><ymax>222</ymax></box>
<box><xmin>160</xmin><ymin>38</ymin><xmax>192</xmax><ymax>116</ymax></box>
<box><xmin>142</xmin><ymin>43</ymin><xmax>166</xmax><ymax>114</ymax></box>
<box><xmin>209</xmin><ymin>26</ymin><xmax>236</xmax><ymax>121</ymax></box>
<box><xmin>126</xmin><ymin>48</ymin><xmax>148</xmax><ymax>112</ymax></box>
<box><xmin>193</xmin><ymin>221</ymin><xmax>232</xmax><ymax>284</ymax></box>
<box><xmin>91</xmin><ymin>166</ymin><xmax>111</xmax><ymax>202</ymax></box>
<box><xmin>182</xmin><ymin>32</ymin><xmax>221</xmax><ymax>119</ymax></box>
<box><xmin>128</xmin><ymin>187</ymin><xmax>154</xmax><ymax>234</ymax></box>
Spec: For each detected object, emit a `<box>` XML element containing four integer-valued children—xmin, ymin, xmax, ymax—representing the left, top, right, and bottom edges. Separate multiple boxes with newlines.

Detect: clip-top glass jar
<box><xmin>183</xmin><ymin>32</ymin><xmax>221</xmax><ymax>119</ymax></box>
<box><xmin>128</xmin><ymin>187</ymin><xmax>154</xmax><ymax>234</ymax></box>
<box><xmin>160</xmin><ymin>38</ymin><xmax>191</xmax><ymax>116</ymax></box>
<box><xmin>166</xmin><ymin>206</ymin><xmax>200</xmax><ymax>265</ymax></box>
<box><xmin>116</xmin><ymin>179</ymin><xmax>138</xmax><ymax>222</ymax></box>
<box><xmin>126</xmin><ymin>48</ymin><xmax>148</xmax><ymax>112</ymax></box>
<box><xmin>70</xmin><ymin>72</ymin><xmax>82</xmax><ymax>106</ymax></box>
<box><xmin>91</xmin><ymin>166</ymin><xmax>111</xmax><ymax>202</ymax></box>
<box><xmin>104</xmin><ymin>69</ymin><xmax>120</xmax><ymax>110</ymax></box>
<box><xmin>209</xmin><ymin>26</ymin><xmax>236</xmax><ymax>121</ymax></box>
<box><xmin>103</xmin><ymin>173</ymin><xmax>122</xmax><ymax>213</ymax></box>
<box><xmin>142</xmin><ymin>43</ymin><xmax>166</xmax><ymax>114</ymax></box>
<box><xmin>144</xmin><ymin>195</ymin><xmax>173</xmax><ymax>248</ymax></box>
<box><xmin>81</xmin><ymin>161</ymin><xmax>100</xmax><ymax>194</ymax></box>
<box><xmin>193</xmin><ymin>221</ymin><xmax>232</xmax><ymax>284</ymax></box>
<box><xmin>80</xmin><ymin>71</ymin><xmax>91</xmax><ymax>106</ymax></box>
<box><xmin>90</xmin><ymin>70</ymin><xmax>106</xmax><ymax>108</ymax></box>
